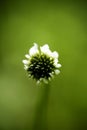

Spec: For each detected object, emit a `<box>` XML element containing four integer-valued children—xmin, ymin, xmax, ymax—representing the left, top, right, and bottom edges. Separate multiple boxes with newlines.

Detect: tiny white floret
<box><xmin>55</xmin><ymin>69</ymin><xmax>60</xmax><ymax>75</ymax></box>
<box><xmin>25</xmin><ymin>54</ymin><xmax>30</xmax><ymax>59</ymax></box>
<box><xmin>29</xmin><ymin>43</ymin><xmax>39</xmax><ymax>56</ymax></box>
<box><xmin>55</xmin><ymin>64</ymin><xmax>61</xmax><ymax>68</ymax></box>
<box><xmin>40</xmin><ymin>44</ymin><xmax>52</xmax><ymax>56</ymax></box>
<box><xmin>52</xmin><ymin>51</ymin><xmax>58</xmax><ymax>58</ymax></box>
<box><xmin>22</xmin><ymin>60</ymin><xmax>29</xmax><ymax>65</ymax></box>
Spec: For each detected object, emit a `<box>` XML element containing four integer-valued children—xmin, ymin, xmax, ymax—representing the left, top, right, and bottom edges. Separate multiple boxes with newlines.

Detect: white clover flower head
<box><xmin>22</xmin><ymin>43</ymin><xmax>61</xmax><ymax>84</ymax></box>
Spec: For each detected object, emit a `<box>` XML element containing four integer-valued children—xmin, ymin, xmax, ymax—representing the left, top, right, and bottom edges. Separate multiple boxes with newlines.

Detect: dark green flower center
<box><xmin>27</xmin><ymin>54</ymin><xmax>55</xmax><ymax>80</ymax></box>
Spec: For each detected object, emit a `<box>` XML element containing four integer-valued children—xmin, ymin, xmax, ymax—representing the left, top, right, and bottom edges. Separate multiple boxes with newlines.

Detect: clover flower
<box><xmin>22</xmin><ymin>43</ymin><xmax>61</xmax><ymax>84</ymax></box>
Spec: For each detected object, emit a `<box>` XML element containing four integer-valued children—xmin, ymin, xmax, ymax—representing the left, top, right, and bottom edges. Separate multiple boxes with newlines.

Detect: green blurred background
<box><xmin>0</xmin><ymin>0</ymin><xmax>87</xmax><ymax>130</ymax></box>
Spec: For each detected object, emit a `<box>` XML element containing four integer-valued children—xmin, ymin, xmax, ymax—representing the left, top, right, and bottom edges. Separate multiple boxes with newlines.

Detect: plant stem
<box><xmin>33</xmin><ymin>83</ymin><xmax>50</xmax><ymax>130</ymax></box>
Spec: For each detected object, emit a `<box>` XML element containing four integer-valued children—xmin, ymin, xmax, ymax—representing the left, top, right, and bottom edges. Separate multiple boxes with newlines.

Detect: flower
<box><xmin>22</xmin><ymin>43</ymin><xmax>61</xmax><ymax>84</ymax></box>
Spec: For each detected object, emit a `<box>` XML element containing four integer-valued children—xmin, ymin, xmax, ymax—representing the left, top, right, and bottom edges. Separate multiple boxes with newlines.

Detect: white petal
<box><xmin>55</xmin><ymin>64</ymin><xmax>61</xmax><ymax>68</ymax></box>
<box><xmin>40</xmin><ymin>44</ymin><xmax>49</xmax><ymax>51</ymax></box>
<box><xmin>43</xmin><ymin>79</ymin><xmax>48</xmax><ymax>84</ymax></box>
<box><xmin>22</xmin><ymin>60</ymin><xmax>29</xmax><ymax>65</ymax></box>
<box><xmin>25</xmin><ymin>54</ymin><xmax>30</xmax><ymax>59</ymax></box>
<box><xmin>40</xmin><ymin>44</ymin><xmax>52</xmax><ymax>56</ymax></box>
<box><xmin>29</xmin><ymin>43</ymin><xmax>39</xmax><ymax>56</ymax></box>
<box><xmin>48</xmin><ymin>77</ymin><xmax>51</xmax><ymax>81</ymax></box>
<box><xmin>55</xmin><ymin>70</ymin><xmax>60</xmax><ymax>75</ymax></box>
<box><xmin>54</xmin><ymin>59</ymin><xmax>58</xmax><ymax>64</ymax></box>
<box><xmin>37</xmin><ymin>80</ymin><xmax>40</xmax><ymax>84</ymax></box>
<box><xmin>52</xmin><ymin>51</ymin><xmax>59</xmax><ymax>58</ymax></box>
<box><xmin>49</xmin><ymin>73</ymin><xmax>54</xmax><ymax>78</ymax></box>
<box><xmin>24</xmin><ymin>65</ymin><xmax>28</xmax><ymax>70</ymax></box>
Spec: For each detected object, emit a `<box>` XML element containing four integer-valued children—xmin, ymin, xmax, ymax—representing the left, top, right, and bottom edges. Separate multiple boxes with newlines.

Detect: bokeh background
<box><xmin>0</xmin><ymin>0</ymin><xmax>87</xmax><ymax>130</ymax></box>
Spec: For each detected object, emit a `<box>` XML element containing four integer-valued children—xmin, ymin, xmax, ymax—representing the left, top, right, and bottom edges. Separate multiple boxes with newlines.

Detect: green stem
<box><xmin>33</xmin><ymin>83</ymin><xmax>50</xmax><ymax>130</ymax></box>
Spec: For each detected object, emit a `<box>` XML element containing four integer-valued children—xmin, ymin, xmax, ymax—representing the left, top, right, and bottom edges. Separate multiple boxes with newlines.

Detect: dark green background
<box><xmin>0</xmin><ymin>0</ymin><xmax>87</xmax><ymax>130</ymax></box>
